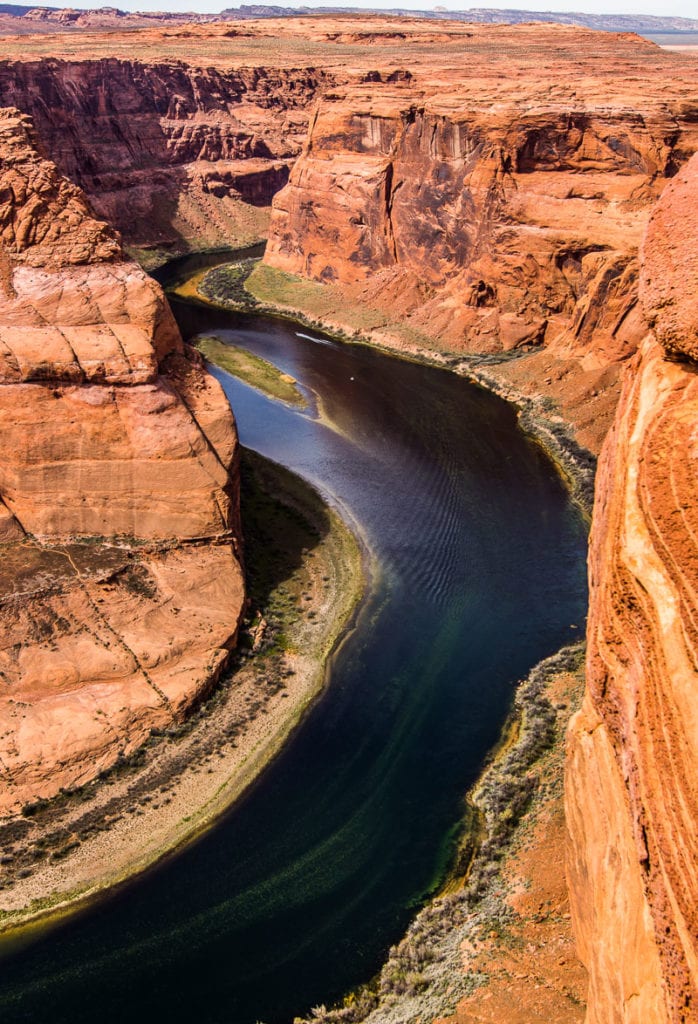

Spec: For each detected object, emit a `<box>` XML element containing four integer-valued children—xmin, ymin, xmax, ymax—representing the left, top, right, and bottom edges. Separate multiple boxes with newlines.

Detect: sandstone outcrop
<box><xmin>565</xmin><ymin>152</ymin><xmax>698</xmax><ymax>1022</ymax></box>
<box><xmin>265</xmin><ymin>28</ymin><xmax>698</xmax><ymax>373</ymax></box>
<box><xmin>0</xmin><ymin>7</ymin><xmax>218</xmax><ymax>35</ymax></box>
<box><xmin>640</xmin><ymin>157</ymin><xmax>698</xmax><ymax>363</ymax></box>
<box><xmin>0</xmin><ymin>57</ymin><xmax>331</xmax><ymax>253</ymax></box>
<box><xmin>0</xmin><ymin>108</ymin><xmax>244</xmax><ymax>816</ymax></box>
<box><xmin>257</xmin><ymin>22</ymin><xmax>697</xmax><ymax>445</ymax></box>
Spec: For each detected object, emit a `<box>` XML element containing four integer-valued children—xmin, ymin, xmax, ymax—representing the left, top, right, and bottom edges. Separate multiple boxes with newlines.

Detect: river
<box><xmin>0</xmin><ymin>295</ymin><xmax>588</xmax><ymax>1024</ymax></box>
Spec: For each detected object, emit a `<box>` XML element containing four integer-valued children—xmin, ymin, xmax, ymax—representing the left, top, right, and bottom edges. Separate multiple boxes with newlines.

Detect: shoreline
<box><xmin>191</xmin><ymin>258</ymin><xmax>596</xmax><ymax>519</ymax></box>
<box><xmin>293</xmin><ymin>643</ymin><xmax>588</xmax><ymax>1024</ymax></box>
<box><xmin>175</xmin><ymin>256</ymin><xmax>592</xmax><ymax>1023</ymax></box>
<box><xmin>0</xmin><ymin>449</ymin><xmax>367</xmax><ymax>942</ymax></box>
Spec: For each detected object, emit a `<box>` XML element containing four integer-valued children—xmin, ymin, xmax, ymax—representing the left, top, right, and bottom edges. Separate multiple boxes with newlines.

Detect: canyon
<box><xmin>0</xmin><ymin>14</ymin><xmax>697</xmax><ymax>1024</ymax></box>
<box><xmin>0</xmin><ymin>16</ymin><xmax>687</xmax><ymax>446</ymax></box>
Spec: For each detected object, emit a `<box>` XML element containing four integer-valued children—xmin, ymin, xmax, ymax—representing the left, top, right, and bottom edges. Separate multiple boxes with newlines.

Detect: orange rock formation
<box><xmin>0</xmin><ymin>55</ymin><xmax>329</xmax><ymax>251</ymax></box>
<box><xmin>566</xmin><ymin>152</ymin><xmax>698</xmax><ymax>1023</ymax></box>
<box><xmin>0</xmin><ymin>108</ymin><xmax>244</xmax><ymax>816</ymax></box>
<box><xmin>264</xmin><ymin>24</ymin><xmax>698</xmax><ymax>380</ymax></box>
<box><xmin>1</xmin><ymin>18</ymin><xmax>698</xmax><ymax>1021</ymax></box>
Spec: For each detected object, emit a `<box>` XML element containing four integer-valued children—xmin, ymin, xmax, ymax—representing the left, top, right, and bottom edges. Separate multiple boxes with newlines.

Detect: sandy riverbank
<box><xmin>0</xmin><ymin>450</ymin><xmax>365</xmax><ymax>941</ymax></box>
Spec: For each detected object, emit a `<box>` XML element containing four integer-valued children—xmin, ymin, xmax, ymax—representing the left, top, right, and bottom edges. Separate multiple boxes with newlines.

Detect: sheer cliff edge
<box><xmin>566</xmin><ymin>152</ymin><xmax>698</xmax><ymax>1024</ymax></box>
<box><xmin>0</xmin><ymin>108</ymin><xmax>244</xmax><ymax>817</ymax></box>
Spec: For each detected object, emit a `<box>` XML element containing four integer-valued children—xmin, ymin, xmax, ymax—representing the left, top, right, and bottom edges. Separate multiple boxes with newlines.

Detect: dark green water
<box><xmin>0</xmin><ymin>302</ymin><xmax>588</xmax><ymax>1024</ymax></box>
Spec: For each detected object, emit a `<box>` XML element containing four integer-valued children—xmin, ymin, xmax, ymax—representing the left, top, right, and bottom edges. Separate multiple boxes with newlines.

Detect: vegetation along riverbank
<box><xmin>0</xmin><ymin>450</ymin><xmax>365</xmax><ymax>940</ymax></box>
<box><xmin>192</xmin><ymin>257</ymin><xmax>596</xmax><ymax>518</ymax></box>
<box><xmin>293</xmin><ymin>644</ymin><xmax>587</xmax><ymax>1024</ymax></box>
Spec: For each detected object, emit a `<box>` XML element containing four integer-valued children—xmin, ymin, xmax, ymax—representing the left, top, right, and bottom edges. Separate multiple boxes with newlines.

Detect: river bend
<box><xmin>0</xmin><ymin>301</ymin><xmax>588</xmax><ymax>1024</ymax></box>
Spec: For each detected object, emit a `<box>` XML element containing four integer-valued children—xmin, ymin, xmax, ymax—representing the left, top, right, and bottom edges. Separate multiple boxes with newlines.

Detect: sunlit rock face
<box><xmin>566</xmin><ymin>152</ymin><xmax>698</xmax><ymax>1024</ymax></box>
<box><xmin>261</xmin><ymin>24</ymin><xmax>698</xmax><ymax>448</ymax></box>
<box><xmin>265</xmin><ymin>26</ymin><xmax>697</xmax><ymax>361</ymax></box>
<box><xmin>0</xmin><ymin>108</ymin><xmax>244</xmax><ymax>816</ymax></box>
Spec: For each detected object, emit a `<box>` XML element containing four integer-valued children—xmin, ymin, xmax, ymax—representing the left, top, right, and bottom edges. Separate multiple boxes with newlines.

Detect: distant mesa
<box><xmin>0</xmin><ymin>2</ymin><xmax>696</xmax><ymax>36</ymax></box>
<box><xmin>220</xmin><ymin>4</ymin><xmax>698</xmax><ymax>33</ymax></box>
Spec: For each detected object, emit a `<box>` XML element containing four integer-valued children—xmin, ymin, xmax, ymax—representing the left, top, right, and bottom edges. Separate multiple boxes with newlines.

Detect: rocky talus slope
<box><xmin>565</xmin><ymin>152</ymin><xmax>698</xmax><ymax>1023</ymax></box>
<box><xmin>0</xmin><ymin>109</ymin><xmax>244</xmax><ymax>816</ymax></box>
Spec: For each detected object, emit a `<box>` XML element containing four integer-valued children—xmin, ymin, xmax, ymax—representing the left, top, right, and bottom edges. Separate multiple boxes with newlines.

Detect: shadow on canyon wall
<box><xmin>0</xmin><ymin>59</ymin><xmax>321</xmax><ymax>250</ymax></box>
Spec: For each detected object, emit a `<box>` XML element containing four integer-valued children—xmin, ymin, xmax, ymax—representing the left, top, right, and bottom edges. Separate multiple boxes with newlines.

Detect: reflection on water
<box><xmin>0</xmin><ymin>305</ymin><xmax>588</xmax><ymax>1024</ymax></box>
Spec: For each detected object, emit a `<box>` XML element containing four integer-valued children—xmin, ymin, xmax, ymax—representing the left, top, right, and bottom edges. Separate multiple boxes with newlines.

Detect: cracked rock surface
<box><xmin>0</xmin><ymin>107</ymin><xmax>244</xmax><ymax>817</ymax></box>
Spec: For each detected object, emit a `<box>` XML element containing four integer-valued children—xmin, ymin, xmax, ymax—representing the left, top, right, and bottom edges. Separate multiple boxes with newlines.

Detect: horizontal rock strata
<box><xmin>266</xmin><ymin>36</ymin><xmax>698</xmax><ymax>366</ymax></box>
<box><xmin>0</xmin><ymin>57</ymin><xmax>332</xmax><ymax>250</ymax></box>
<box><xmin>1</xmin><ymin>21</ymin><xmax>698</xmax><ymax>1022</ymax></box>
<box><xmin>259</xmin><ymin>21</ymin><xmax>698</xmax><ymax>446</ymax></box>
<box><xmin>0</xmin><ymin>108</ymin><xmax>244</xmax><ymax>816</ymax></box>
<box><xmin>0</xmin><ymin>23</ymin><xmax>695</xmax><ymax>445</ymax></box>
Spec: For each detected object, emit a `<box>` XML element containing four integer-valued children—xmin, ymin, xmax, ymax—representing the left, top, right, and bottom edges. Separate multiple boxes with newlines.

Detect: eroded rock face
<box><xmin>0</xmin><ymin>108</ymin><xmax>244</xmax><ymax>816</ymax></box>
<box><xmin>266</xmin><ymin>87</ymin><xmax>697</xmax><ymax>361</ymax></box>
<box><xmin>640</xmin><ymin>157</ymin><xmax>698</xmax><ymax>363</ymax></box>
<box><xmin>0</xmin><ymin>24</ymin><xmax>695</xmax><ymax>447</ymax></box>
<box><xmin>0</xmin><ymin>58</ymin><xmax>331</xmax><ymax>250</ymax></box>
<box><xmin>258</xmin><ymin>25</ymin><xmax>698</xmax><ymax>447</ymax></box>
<box><xmin>566</xmin><ymin>152</ymin><xmax>698</xmax><ymax>1022</ymax></box>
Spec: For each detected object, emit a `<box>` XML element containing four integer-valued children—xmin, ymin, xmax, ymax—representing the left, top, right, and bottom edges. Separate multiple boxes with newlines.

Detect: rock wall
<box><xmin>565</xmin><ymin>153</ymin><xmax>698</xmax><ymax>1022</ymax></box>
<box><xmin>0</xmin><ymin>108</ymin><xmax>244</xmax><ymax>815</ymax></box>
<box><xmin>255</xmin><ymin>28</ymin><xmax>698</xmax><ymax>450</ymax></box>
<box><xmin>0</xmin><ymin>59</ymin><xmax>330</xmax><ymax>250</ymax></box>
<box><xmin>266</xmin><ymin>93</ymin><xmax>697</xmax><ymax>363</ymax></box>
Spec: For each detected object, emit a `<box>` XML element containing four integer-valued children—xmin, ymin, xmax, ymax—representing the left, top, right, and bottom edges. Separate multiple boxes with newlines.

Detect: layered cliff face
<box><xmin>0</xmin><ymin>20</ymin><xmax>694</xmax><ymax>340</ymax></box>
<box><xmin>565</xmin><ymin>153</ymin><xmax>698</xmax><ymax>1022</ymax></box>
<box><xmin>0</xmin><ymin>58</ymin><xmax>330</xmax><ymax>252</ymax></box>
<box><xmin>259</xmin><ymin>24</ymin><xmax>698</xmax><ymax>446</ymax></box>
<box><xmin>266</xmin><ymin>79</ymin><xmax>696</xmax><ymax>364</ymax></box>
<box><xmin>0</xmin><ymin>108</ymin><xmax>244</xmax><ymax>816</ymax></box>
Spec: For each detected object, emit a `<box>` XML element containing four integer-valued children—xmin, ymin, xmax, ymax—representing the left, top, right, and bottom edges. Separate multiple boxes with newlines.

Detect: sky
<box><xmin>26</xmin><ymin>0</ymin><xmax>698</xmax><ymax>19</ymax></box>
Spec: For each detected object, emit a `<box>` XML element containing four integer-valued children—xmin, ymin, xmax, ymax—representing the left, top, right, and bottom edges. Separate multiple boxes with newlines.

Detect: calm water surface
<box><xmin>0</xmin><ymin>301</ymin><xmax>588</xmax><ymax>1024</ymax></box>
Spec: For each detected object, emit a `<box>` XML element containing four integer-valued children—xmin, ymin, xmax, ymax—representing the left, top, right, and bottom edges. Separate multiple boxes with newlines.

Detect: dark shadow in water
<box><xmin>240</xmin><ymin>447</ymin><xmax>332</xmax><ymax>615</ymax></box>
<box><xmin>0</xmin><ymin>309</ymin><xmax>588</xmax><ymax>1024</ymax></box>
<box><xmin>151</xmin><ymin>243</ymin><xmax>267</xmax><ymax>291</ymax></box>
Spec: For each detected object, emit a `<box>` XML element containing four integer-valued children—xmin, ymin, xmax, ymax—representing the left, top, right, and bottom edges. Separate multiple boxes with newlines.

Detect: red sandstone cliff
<box><xmin>266</xmin><ymin>67</ymin><xmax>698</xmax><ymax>362</ymax></box>
<box><xmin>0</xmin><ymin>25</ymin><xmax>693</xmax><ymax>447</ymax></box>
<box><xmin>0</xmin><ymin>108</ymin><xmax>244</xmax><ymax>816</ymax></box>
<box><xmin>565</xmin><ymin>152</ymin><xmax>698</xmax><ymax>1022</ymax></box>
<box><xmin>0</xmin><ymin>57</ymin><xmax>331</xmax><ymax>253</ymax></box>
<box><xmin>258</xmin><ymin>23</ymin><xmax>698</xmax><ymax>447</ymax></box>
